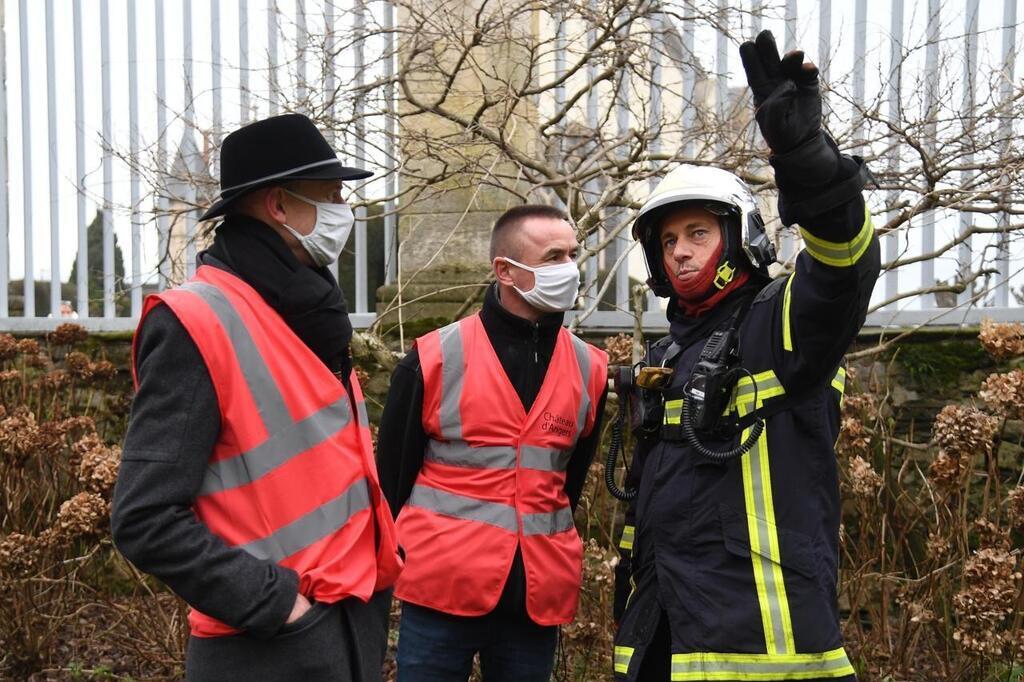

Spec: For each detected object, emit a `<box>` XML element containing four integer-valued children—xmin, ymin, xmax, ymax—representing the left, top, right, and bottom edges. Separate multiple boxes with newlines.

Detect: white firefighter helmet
<box><xmin>632</xmin><ymin>164</ymin><xmax>776</xmax><ymax>298</ymax></box>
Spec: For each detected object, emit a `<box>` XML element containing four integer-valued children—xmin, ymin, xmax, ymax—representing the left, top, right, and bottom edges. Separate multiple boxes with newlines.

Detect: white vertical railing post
<box><xmin>353</xmin><ymin>0</ymin><xmax>367</xmax><ymax>313</ymax></box>
<box><xmin>957</xmin><ymin>0</ymin><xmax>979</xmax><ymax>307</ymax></box>
<box><xmin>0</xmin><ymin>1</ymin><xmax>8</xmax><ymax>317</ymax></box>
<box><xmin>681</xmin><ymin>3</ymin><xmax>695</xmax><ymax>159</ymax></box>
<box><xmin>383</xmin><ymin>0</ymin><xmax>398</xmax><ymax>286</ymax></box>
<box><xmin>996</xmin><ymin>0</ymin><xmax>1016</xmax><ymax>307</ymax></box>
<box><xmin>268</xmin><ymin>0</ymin><xmax>279</xmax><ymax>114</ymax></box>
<box><xmin>884</xmin><ymin>0</ymin><xmax>904</xmax><ymax>308</ymax></box>
<box><xmin>19</xmin><ymin>0</ymin><xmax>35</xmax><ymax>317</ymax></box>
<box><xmin>129</xmin><ymin>0</ymin><xmax>142</xmax><ymax>315</ymax></box>
<box><xmin>184</xmin><ymin>0</ymin><xmax>197</xmax><ymax>278</ymax></box>
<box><xmin>240</xmin><ymin>0</ymin><xmax>250</xmax><ymax>121</ymax></box>
<box><xmin>296</xmin><ymin>0</ymin><xmax>307</xmax><ymax>107</ymax></box>
<box><xmin>73</xmin><ymin>0</ymin><xmax>87</xmax><ymax>313</ymax></box>
<box><xmin>45</xmin><ymin>0</ymin><xmax>60</xmax><ymax>317</ymax></box>
<box><xmin>852</xmin><ymin>0</ymin><xmax>867</xmax><ymax>150</ymax></box>
<box><xmin>156</xmin><ymin>0</ymin><xmax>170</xmax><ymax>291</ymax></box>
<box><xmin>101</xmin><ymin>0</ymin><xmax>114</xmax><ymax>318</ymax></box>
<box><xmin>920</xmin><ymin>0</ymin><xmax>939</xmax><ymax>308</ymax></box>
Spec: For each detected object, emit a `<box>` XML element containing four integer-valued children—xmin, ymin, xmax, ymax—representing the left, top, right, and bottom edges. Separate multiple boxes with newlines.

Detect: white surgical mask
<box><xmin>501</xmin><ymin>257</ymin><xmax>581</xmax><ymax>312</ymax></box>
<box><xmin>281</xmin><ymin>189</ymin><xmax>355</xmax><ymax>267</ymax></box>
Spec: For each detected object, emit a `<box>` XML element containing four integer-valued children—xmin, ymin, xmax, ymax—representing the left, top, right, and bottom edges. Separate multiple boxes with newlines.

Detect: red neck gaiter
<box><xmin>667</xmin><ymin>241</ymin><xmax>751</xmax><ymax>318</ymax></box>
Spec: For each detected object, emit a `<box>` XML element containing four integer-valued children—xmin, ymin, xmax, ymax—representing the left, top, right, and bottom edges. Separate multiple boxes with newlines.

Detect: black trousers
<box><xmin>185</xmin><ymin>590</ymin><xmax>392</xmax><ymax>682</ymax></box>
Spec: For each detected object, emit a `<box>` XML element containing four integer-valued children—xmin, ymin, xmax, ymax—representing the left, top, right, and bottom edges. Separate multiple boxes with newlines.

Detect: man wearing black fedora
<box><xmin>112</xmin><ymin>113</ymin><xmax>404</xmax><ymax>681</ymax></box>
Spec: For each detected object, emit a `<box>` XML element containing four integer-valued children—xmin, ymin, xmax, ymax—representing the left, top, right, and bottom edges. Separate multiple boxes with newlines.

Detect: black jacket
<box><xmin>376</xmin><ymin>283</ymin><xmax>607</xmax><ymax>620</ymax></box>
<box><xmin>613</xmin><ymin>163</ymin><xmax>879</xmax><ymax>681</ymax></box>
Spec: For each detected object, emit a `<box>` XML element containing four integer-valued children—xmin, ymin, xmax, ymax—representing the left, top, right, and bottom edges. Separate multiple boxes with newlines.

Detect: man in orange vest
<box><xmin>377</xmin><ymin>205</ymin><xmax>609</xmax><ymax>681</ymax></box>
<box><xmin>111</xmin><ymin>114</ymin><xmax>403</xmax><ymax>682</ymax></box>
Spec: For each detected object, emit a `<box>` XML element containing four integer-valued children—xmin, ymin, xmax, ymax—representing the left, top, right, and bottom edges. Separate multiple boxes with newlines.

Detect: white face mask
<box><xmin>281</xmin><ymin>189</ymin><xmax>355</xmax><ymax>267</ymax></box>
<box><xmin>501</xmin><ymin>257</ymin><xmax>581</xmax><ymax>312</ymax></box>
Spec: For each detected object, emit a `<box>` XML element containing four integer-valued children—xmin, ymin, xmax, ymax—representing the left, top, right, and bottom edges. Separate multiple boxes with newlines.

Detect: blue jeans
<box><xmin>396</xmin><ymin>602</ymin><xmax>558</xmax><ymax>682</ymax></box>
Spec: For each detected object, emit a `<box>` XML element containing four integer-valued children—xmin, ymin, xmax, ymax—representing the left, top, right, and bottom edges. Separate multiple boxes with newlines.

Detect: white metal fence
<box><xmin>0</xmin><ymin>0</ymin><xmax>1020</xmax><ymax>333</ymax></box>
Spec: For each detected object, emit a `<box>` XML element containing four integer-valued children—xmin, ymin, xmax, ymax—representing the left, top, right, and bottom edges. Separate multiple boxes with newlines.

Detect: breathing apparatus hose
<box><xmin>681</xmin><ymin>398</ymin><xmax>764</xmax><ymax>462</ymax></box>
<box><xmin>605</xmin><ymin>402</ymin><xmax>637</xmax><ymax>501</ymax></box>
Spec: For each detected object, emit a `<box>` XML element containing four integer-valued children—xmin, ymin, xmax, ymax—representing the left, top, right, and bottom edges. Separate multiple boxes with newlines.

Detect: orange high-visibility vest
<box><xmin>135</xmin><ymin>265</ymin><xmax>403</xmax><ymax>638</ymax></box>
<box><xmin>394</xmin><ymin>314</ymin><xmax>607</xmax><ymax>625</ymax></box>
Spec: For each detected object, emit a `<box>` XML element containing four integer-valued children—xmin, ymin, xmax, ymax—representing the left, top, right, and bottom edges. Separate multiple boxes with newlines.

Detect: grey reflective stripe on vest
<box><xmin>569</xmin><ymin>334</ymin><xmax>592</xmax><ymax>437</ymax></box>
<box><xmin>181</xmin><ymin>282</ymin><xmax>294</xmax><ymax>435</ymax></box>
<box><xmin>425</xmin><ymin>440</ymin><xmax>517</xmax><ymax>469</ymax></box>
<box><xmin>408</xmin><ymin>485</ymin><xmax>518</xmax><ymax>533</ymax></box>
<box><xmin>521</xmin><ymin>507</ymin><xmax>574</xmax><ymax>535</ymax></box>
<box><xmin>438</xmin><ymin>323</ymin><xmax>464</xmax><ymax>440</ymax></box>
<box><xmin>519</xmin><ymin>445</ymin><xmax>570</xmax><ymax>472</ymax></box>
<box><xmin>237</xmin><ymin>478</ymin><xmax>371</xmax><ymax>562</ymax></box>
<box><xmin>200</xmin><ymin>397</ymin><xmax>351</xmax><ymax>496</ymax></box>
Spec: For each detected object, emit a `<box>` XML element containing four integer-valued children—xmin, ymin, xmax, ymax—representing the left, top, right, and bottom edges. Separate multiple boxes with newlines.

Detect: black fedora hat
<box><xmin>200</xmin><ymin>113</ymin><xmax>372</xmax><ymax>221</ymax></box>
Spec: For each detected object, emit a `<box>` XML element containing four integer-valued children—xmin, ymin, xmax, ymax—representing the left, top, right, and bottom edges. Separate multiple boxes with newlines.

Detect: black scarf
<box><xmin>201</xmin><ymin>214</ymin><xmax>353</xmax><ymax>377</ymax></box>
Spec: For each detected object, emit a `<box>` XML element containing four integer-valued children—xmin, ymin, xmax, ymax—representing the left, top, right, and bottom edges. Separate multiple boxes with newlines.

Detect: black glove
<box><xmin>739</xmin><ymin>30</ymin><xmax>838</xmax><ymax>187</ymax></box>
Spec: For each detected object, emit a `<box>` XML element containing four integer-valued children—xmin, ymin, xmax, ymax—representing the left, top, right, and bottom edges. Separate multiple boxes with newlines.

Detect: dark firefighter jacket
<box><xmin>613</xmin><ymin>166</ymin><xmax>879</xmax><ymax>682</ymax></box>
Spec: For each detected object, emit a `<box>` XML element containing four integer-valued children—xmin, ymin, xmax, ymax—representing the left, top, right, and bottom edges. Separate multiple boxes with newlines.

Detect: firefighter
<box><xmin>377</xmin><ymin>205</ymin><xmax>609</xmax><ymax>681</ymax></box>
<box><xmin>611</xmin><ymin>31</ymin><xmax>879</xmax><ymax>681</ymax></box>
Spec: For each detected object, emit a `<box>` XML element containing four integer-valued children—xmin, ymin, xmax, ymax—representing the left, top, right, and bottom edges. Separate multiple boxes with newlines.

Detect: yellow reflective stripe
<box><xmin>664</xmin><ymin>398</ymin><xmax>685</xmax><ymax>425</ymax></box>
<box><xmin>737</xmin><ymin>397</ymin><xmax>794</xmax><ymax>655</ymax></box>
<box><xmin>614</xmin><ymin>646</ymin><xmax>635</xmax><ymax>674</ymax></box>
<box><xmin>798</xmin><ymin>204</ymin><xmax>874</xmax><ymax>268</ymax></box>
<box><xmin>619</xmin><ymin>524</ymin><xmax>635</xmax><ymax>551</ymax></box>
<box><xmin>782</xmin><ymin>274</ymin><xmax>795</xmax><ymax>352</ymax></box>
<box><xmin>670</xmin><ymin>647</ymin><xmax>855</xmax><ymax>680</ymax></box>
<box><xmin>732</xmin><ymin>371</ymin><xmax>786</xmax><ymax>408</ymax></box>
<box><xmin>831</xmin><ymin>367</ymin><xmax>846</xmax><ymax>396</ymax></box>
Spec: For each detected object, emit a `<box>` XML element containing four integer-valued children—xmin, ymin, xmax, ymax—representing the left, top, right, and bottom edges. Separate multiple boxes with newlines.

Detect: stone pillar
<box><xmin>376</xmin><ymin>0</ymin><xmax>541</xmax><ymax>329</ymax></box>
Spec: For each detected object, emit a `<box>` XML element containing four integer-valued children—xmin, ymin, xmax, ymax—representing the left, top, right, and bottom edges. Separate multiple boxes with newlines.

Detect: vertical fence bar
<box><xmin>957</xmin><ymin>0</ymin><xmax>978</xmax><ymax>307</ymax></box>
<box><xmin>156</xmin><ymin>0</ymin><xmax>170</xmax><ymax>291</ymax></box>
<box><xmin>681</xmin><ymin>3</ymin><xmax>695</xmax><ymax>158</ymax></box>
<box><xmin>383</xmin><ymin>0</ymin><xmax>398</xmax><ymax>286</ymax></box>
<box><xmin>324</xmin><ymin>0</ymin><xmax>335</xmax><ymax>140</ymax></box>
<box><xmin>268</xmin><ymin>0</ymin><xmax>279</xmax><ymax>114</ymax></box>
<box><xmin>184</xmin><ymin>0</ymin><xmax>197</xmax><ymax>278</ymax></box>
<box><xmin>884</xmin><ymin>0</ymin><xmax>904</xmax><ymax>307</ymax></box>
<box><xmin>212</xmin><ymin>0</ymin><xmax>222</xmax><ymax>148</ymax></box>
<box><xmin>19</xmin><ymin>0</ymin><xmax>34</xmax><ymax>317</ymax></box>
<box><xmin>852</xmin><ymin>0</ymin><xmax>867</xmax><ymax>149</ymax></box>
<box><xmin>584</xmin><ymin>0</ymin><xmax>598</xmax><ymax>302</ymax></box>
<box><xmin>647</xmin><ymin>11</ymin><xmax>663</xmax><ymax>314</ymax></box>
<box><xmin>0</xmin><ymin>2</ymin><xmax>8</xmax><ymax>317</ymax></box>
<box><xmin>240</xmin><ymin>0</ymin><xmax>250</xmax><ymax>121</ymax></box>
<box><xmin>353</xmin><ymin>0</ymin><xmax>367</xmax><ymax>313</ymax></box>
<box><xmin>129</xmin><ymin>0</ymin><xmax>142</xmax><ymax>315</ymax></box>
<box><xmin>784</xmin><ymin>0</ymin><xmax>797</xmax><ymax>52</ymax></box>
<box><xmin>996</xmin><ymin>0</ymin><xmax>1016</xmax><ymax>307</ymax></box>
<box><xmin>649</xmin><ymin>11</ymin><xmax>662</xmax><ymax>173</ymax></box>
<box><xmin>45</xmin><ymin>0</ymin><xmax>60</xmax><ymax>317</ymax></box>
<box><xmin>324</xmin><ymin>0</ymin><xmax>338</xmax><ymax>280</ymax></box>
<box><xmin>817</xmin><ymin>0</ymin><xmax>831</xmax><ymax>83</ymax></box>
<box><xmin>101</xmin><ymin>0</ymin><xmax>114</xmax><ymax>317</ymax></box>
<box><xmin>615</xmin><ymin>16</ymin><xmax>630</xmax><ymax>312</ymax></box>
<box><xmin>554</xmin><ymin>10</ymin><xmax>566</xmax><ymax>163</ymax></box>
<box><xmin>715</xmin><ymin>0</ymin><xmax>728</xmax><ymax>143</ymax></box>
<box><xmin>73</xmin><ymin>0</ymin><xmax>87</xmax><ymax>313</ymax></box>
<box><xmin>296</xmin><ymin>0</ymin><xmax>307</xmax><ymax>106</ymax></box>
<box><xmin>920</xmin><ymin>0</ymin><xmax>939</xmax><ymax>308</ymax></box>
